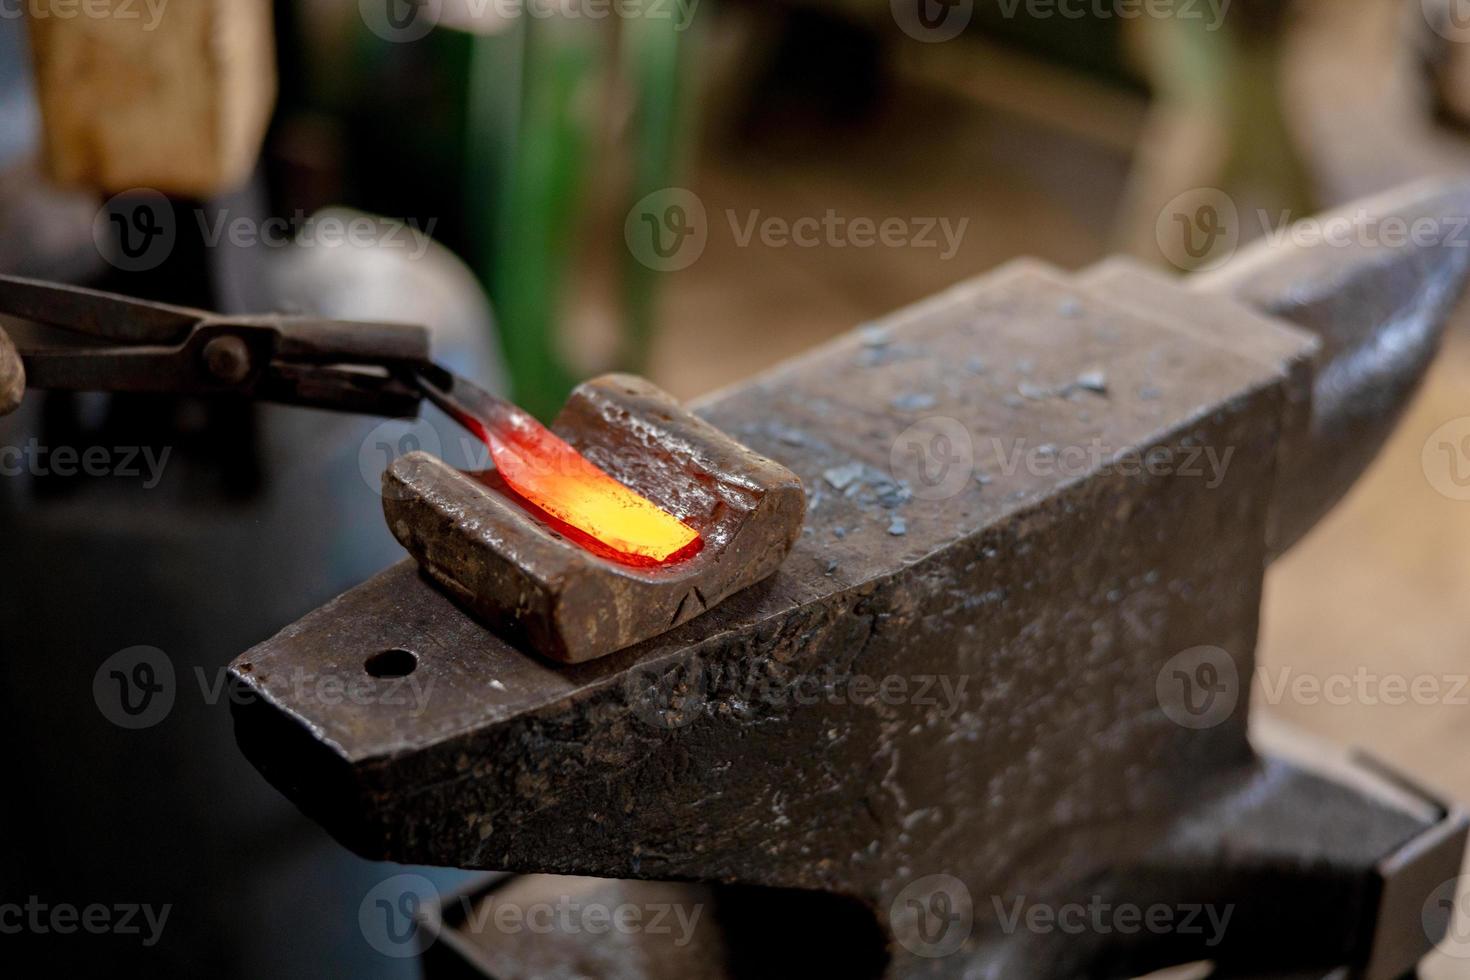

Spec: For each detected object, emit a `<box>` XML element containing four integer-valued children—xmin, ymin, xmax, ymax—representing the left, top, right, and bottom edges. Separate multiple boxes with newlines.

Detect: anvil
<box><xmin>230</xmin><ymin>181</ymin><xmax>1470</xmax><ymax>978</ymax></box>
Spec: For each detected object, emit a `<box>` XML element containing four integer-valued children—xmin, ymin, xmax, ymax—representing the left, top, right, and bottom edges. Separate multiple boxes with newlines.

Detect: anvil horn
<box><xmin>231</xmin><ymin>181</ymin><xmax>1470</xmax><ymax>979</ymax></box>
<box><xmin>1195</xmin><ymin>178</ymin><xmax>1470</xmax><ymax>553</ymax></box>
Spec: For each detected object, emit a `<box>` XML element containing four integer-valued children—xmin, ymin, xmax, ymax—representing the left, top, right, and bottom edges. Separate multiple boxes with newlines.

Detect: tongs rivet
<box><xmin>202</xmin><ymin>336</ymin><xmax>252</xmax><ymax>385</ymax></box>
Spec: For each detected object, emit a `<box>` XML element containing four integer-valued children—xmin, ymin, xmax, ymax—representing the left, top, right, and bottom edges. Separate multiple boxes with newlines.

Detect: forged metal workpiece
<box><xmin>231</xmin><ymin>180</ymin><xmax>1470</xmax><ymax>978</ymax></box>
<box><xmin>383</xmin><ymin>374</ymin><xmax>806</xmax><ymax>664</ymax></box>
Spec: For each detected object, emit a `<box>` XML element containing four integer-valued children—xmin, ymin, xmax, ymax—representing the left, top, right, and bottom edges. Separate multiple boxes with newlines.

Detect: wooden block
<box><xmin>27</xmin><ymin>0</ymin><xmax>276</xmax><ymax>197</ymax></box>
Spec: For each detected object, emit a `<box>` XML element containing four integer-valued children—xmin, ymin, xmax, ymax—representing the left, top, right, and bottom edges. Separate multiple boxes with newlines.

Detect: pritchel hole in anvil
<box><xmin>364</xmin><ymin>648</ymin><xmax>418</xmax><ymax>678</ymax></box>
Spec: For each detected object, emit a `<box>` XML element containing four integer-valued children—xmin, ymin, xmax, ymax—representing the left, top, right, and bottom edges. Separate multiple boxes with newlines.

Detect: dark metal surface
<box><xmin>1076</xmin><ymin>258</ymin><xmax>1319</xmax><ymax>556</ymax></box>
<box><xmin>417</xmin><ymin>729</ymin><xmax>1464</xmax><ymax>980</ymax></box>
<box><xmin>384</xmin><ymin>373</ymin><xmax>806</xmax><ymax>663</ymax></box>
<box><xmin>1193</xmin><ymin>178</ymin><xmax>1470</xmax><ymax>554</ymax></box>
<box><xmin>0</xmin><ymin>274</ymin><xmax>433</xmax><ymax>416</ymax></box>
<box><xmin>229</xmin><ymin>183</ymin><xmax>1470</xmax><ymax>977</ymax></box>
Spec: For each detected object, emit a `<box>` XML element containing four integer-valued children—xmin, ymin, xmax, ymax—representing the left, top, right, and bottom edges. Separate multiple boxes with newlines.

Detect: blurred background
<box><xmin>2</xmin><ymin>0</ymin><xmax>1470</xmax><ymax>975</ymax></box>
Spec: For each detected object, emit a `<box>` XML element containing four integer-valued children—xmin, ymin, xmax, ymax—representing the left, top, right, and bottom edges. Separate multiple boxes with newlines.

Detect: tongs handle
<box><xmin>0</xmin><ymin>274</ymin><xmax>201</xmax><ymax>344</ymax></box>
<box><xmin>0</xmin><ymin>274</ymin><xmax>434</xmax><ymax>418</ymax></box>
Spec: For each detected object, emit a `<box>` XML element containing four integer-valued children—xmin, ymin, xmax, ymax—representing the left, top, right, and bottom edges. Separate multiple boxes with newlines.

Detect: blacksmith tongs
<box><xmin>0</xmin><ymin>274</ymin><xmax>432</xmax><ymax>418</ymax></box>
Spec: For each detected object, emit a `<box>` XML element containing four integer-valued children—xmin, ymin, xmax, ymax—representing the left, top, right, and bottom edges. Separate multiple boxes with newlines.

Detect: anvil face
<box><xmin>232</xmin><ymin>179</ymin><xmax>1470</xmax><ymax>979</ymax></box>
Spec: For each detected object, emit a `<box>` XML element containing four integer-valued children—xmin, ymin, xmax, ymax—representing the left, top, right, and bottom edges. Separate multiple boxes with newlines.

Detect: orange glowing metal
<box><xmin>417</xmin><ymin>372</ymin><xmax>701</xmax><ymax>566</ymax></box>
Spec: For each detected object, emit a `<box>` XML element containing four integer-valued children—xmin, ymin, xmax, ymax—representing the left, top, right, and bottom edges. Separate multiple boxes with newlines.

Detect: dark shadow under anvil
<box><xmin>229</xmin><ymin>181</ymin><xmax>1470</xmax><ymax>978</ymax></box>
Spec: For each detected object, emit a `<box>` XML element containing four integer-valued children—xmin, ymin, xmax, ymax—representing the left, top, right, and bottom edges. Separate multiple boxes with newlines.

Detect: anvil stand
<box><xmin>231</xmin><ymin>182</ymin><xmax>1470</xmax><ymax>979</ymax></box>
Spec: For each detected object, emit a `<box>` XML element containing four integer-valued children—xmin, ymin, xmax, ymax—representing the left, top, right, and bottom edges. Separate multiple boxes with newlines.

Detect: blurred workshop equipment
<box><xmin>26</xmin><ymin>0</ymin><xmax>276</xmax><ymax>198</ymax></box>
<box><xmin>0</xmin><ymin>9</ymin><xmax>499</xmax><ymax>977</ymax></box>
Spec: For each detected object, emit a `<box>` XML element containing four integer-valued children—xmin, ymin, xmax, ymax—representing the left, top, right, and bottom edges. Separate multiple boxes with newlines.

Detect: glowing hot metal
<box><xmin>415</xmin><ymin>371</ymin><xmax>701</xmax><ymax>566</ymax></box>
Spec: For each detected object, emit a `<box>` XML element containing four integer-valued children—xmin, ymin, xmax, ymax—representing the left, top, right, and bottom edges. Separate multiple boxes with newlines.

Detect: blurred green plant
<box><xmin>466</xmin><ymin>13</ymin><xmax>693</xmax><ymax>420</ymax></box>
<box><xmin>468</xmin><ymin>19</ymin><xmax>597</xmax><ymax>419</ymax></box>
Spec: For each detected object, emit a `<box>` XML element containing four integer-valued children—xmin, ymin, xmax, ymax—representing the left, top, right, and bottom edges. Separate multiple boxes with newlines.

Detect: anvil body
<box><xmin>231</xmin><ymin>183</ymin><xmax>1470</xmax><ymax>978</ymax></box>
